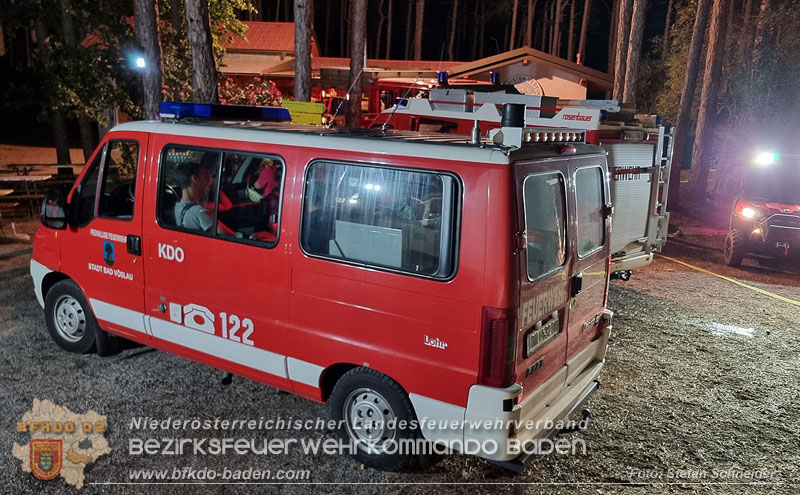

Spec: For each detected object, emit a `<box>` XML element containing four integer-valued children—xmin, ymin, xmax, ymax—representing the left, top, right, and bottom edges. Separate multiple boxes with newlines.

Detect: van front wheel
<box><xmin>329</xmin><ymin>367</ymin><xmax>418</xmax><ymax>471</ymax></box>
<box><xmin>44</xmin><ymin>279</ymin><xmax>98</xmax><ymax>354</ymax></box>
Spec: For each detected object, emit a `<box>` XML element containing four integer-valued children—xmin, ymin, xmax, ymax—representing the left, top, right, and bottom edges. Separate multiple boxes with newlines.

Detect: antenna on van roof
<box><xmin>328</xmin><ymin>65</ymin><xmax>366</xmax><ymax>128</ymax></box>
<box><xmin>381</xmin><ymin>74</ymin><xmax>423</xmax><ymax>134</ymax></box>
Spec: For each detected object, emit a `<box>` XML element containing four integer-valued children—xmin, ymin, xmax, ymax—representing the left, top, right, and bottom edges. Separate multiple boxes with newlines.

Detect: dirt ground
<box><xmin>0</xmin><ymin>146</ymin><xmax>798</xmax><ymax>493</ymax></box>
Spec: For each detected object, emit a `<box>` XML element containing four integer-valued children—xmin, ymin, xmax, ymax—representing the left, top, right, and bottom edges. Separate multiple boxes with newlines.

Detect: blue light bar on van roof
<box><xmin>158</xmin><ymin>101</ymin><xmax>291</xmax><ymax>122</ymax></box>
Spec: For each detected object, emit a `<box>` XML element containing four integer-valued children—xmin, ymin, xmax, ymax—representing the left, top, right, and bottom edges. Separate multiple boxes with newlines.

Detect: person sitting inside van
<box><xmin>173</xmin><ymin>161</ymin><xmax>234</xmax><ymax>235</ymax></box>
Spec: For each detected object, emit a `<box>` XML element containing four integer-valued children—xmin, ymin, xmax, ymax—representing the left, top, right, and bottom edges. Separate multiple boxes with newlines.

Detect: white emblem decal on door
<box><xmin>182</xmin><ymin>304</ymin><xmax>215</xmax><ymax>334</ymax></box>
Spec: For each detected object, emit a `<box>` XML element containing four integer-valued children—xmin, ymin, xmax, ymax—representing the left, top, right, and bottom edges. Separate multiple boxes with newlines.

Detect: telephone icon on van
<box><xmin>183</xmin><ymin>304</ymin><xmax>215</xmax><ymax>334</ymax></box>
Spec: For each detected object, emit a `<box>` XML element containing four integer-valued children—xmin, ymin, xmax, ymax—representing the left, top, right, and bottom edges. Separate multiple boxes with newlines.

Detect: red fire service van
<box><xmin>32</xmin><ymin>101</ymin><xmax>613</xmax><ymax>471</ymax></box>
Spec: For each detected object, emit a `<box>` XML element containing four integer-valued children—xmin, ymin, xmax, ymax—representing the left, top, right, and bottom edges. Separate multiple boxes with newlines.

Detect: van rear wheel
<box><xmin>329</xmin><ymin>367</ymin><xmax>418</xmax><ymax>471</ymax></box>
<box><xmin>44</xmin><ymin>280</ymin><xmax>98</xmax><ymax>354</ymax></box>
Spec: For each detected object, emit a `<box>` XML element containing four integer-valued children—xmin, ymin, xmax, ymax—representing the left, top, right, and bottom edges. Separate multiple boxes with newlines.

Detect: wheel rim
<box><xmin>343</xmin><ymin>387</ymin><xmax>397</xmax><ymax>453</ymax></box>
<box><xmin>52</xmin><ymin>295</ymin><xmax>87</xmax><ymax>343</ymax></box>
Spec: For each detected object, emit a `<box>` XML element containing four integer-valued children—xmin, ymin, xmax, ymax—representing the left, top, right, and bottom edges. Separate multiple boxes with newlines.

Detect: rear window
<box><xmin>523</xmin><ymin>172</ymin><xmax>567</xmax><ymax>281</ymax></box>
<box><xmin>575</xmin><ymin>166</ymin><xmax>605</xmax><ymax>257</ymax></box>
<box><xmin>301</xmin><ymin>161</ymin><xmax>459</xmax><ymax>279</ymax></box>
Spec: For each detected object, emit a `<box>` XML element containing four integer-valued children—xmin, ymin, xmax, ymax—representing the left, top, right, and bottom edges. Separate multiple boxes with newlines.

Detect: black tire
<box><xmin>329</xmin><ymin>367</ymin><xmax>419</xmax><ymax>471</ymax></box>
<box><xmin>44</xmin><ymin>279</ymin><xmax>98</xmax><ymax>354</ymax></box>
<box><xmin>724</xmin><ymin>229</ymin><xmax>747</xmax><ymax>267</ymax></box>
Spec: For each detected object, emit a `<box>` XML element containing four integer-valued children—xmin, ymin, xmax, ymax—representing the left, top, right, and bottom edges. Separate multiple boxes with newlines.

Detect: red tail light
<box><xmin>479</xmin><ymin>307</ymin><xmax>517</xmax><ymax>388</ymax></box>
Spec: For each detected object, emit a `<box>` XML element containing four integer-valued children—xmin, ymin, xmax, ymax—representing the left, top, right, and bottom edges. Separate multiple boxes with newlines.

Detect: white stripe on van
<box><xmin>86</xmin><ymin>298</ymin><xmax>321</xmax><ymax>387</ymax></box>
<box><xmin>90</xmin><ymin>299</ymin><xmax>148</xmax><ymax>334</ymax></box>
<box><xmin>149</xmin><ymin>317</ymin><xmax>288</xmax><ymax>378</ymax></box>
<box><xmin>287</xmin><ymin>358</ymin><xmax>324</xmax><ymax>388</ymax></box>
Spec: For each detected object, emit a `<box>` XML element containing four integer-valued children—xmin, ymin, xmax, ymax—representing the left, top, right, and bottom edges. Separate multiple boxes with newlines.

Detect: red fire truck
<box><xmin>372</xmin><ymin>87</ymin><xmax>675</xmax><ymax>279</ymax></box>
<box><xmin>33</xmin><ymin>101</ymin><xmax>612</xmax><ymax>471</ymax></box>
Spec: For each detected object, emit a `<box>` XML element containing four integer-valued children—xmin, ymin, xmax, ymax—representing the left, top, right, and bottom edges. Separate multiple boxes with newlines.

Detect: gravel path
<box><xmin>1</xmin><ymin>218</ymin><xmax>798</xmax><ymax>494</ymax></box>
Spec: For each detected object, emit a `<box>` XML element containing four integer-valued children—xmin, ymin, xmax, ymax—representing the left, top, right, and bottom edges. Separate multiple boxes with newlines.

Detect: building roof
<box><xmin>446</xmin><ymin>46</ymin><xmax>613</xmax><ymax>93</ymax></box>
<box><xmin>255</xmin><ymin>57</ymin><xmax>463</xmax><ymax>78</ymax></box>
<box><xmin>224</xmin><ymin>22</ymin><xmax>320</xmax><ymax>57</ymax></box>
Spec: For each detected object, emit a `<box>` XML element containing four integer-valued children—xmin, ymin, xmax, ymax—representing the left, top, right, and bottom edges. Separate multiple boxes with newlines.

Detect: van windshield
<box><xmin>744</xmin><ymin>164</ymin><xmax>800</xmax><ymax>204</ymax></box>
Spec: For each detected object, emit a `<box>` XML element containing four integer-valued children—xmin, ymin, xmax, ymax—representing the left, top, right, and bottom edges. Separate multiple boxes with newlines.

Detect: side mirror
<box><xmin>40</xmin><ymin>185</ymin><xmax>71</xmax><ymax>230</ymax></box>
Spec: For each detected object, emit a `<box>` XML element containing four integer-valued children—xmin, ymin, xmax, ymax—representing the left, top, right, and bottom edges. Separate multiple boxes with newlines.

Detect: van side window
<box><xmin>575</xmin><ymin>167</ymin><xmax>605</xmax><ymax>257</ymax></box>
<box><xmin>157</xmin><ymin>145</ymin><xmax>281</xmax><ymax>246</ymax></box>
<box><xmin>523</xmin><ymin>173</ymin><xmax>567</xmax><ymax>281</ymax></box>
<box><xmin>217</xmin><ymin>152</ymin><xmax>283</xmax><ymax>244</ymax></box>
<box><xmin>75</xmin><ymin>148</ymin><xmax>103</xmax><ymax>226</ymax></box>
<box><xmin>301</xmin><ymin>161</ymin><xmax>458</xmax><ymax>278</ymax></box>
<box><xmin>98</xmin><ymin>141</ymin><xmax>139</xmax><ymax>220</ymax></box>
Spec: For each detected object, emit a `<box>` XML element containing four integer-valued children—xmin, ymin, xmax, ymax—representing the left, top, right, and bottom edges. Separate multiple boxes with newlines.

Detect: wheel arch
<box><xmin>319</xmin><ymin>363</ymin><xmax>359</xmax><ymax>402</ymax></box>
<box><xmin>41</xmin><ymin>271</ymin><xmax>70</xmax><ymax>302</ymax></box>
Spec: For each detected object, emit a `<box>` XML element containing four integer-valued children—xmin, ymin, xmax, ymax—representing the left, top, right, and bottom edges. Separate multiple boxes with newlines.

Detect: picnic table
<box><xmin>2</xmin><ymin>163</ymin><xmax>81</xmax><ymax>177</ymax></box>
<box><xmin>0</xmin><ymin>188</ymin><xmax>19</xmax><ymax>233</ymax></box>
<box><xmin>0</xmin><ymin>174</ymin><xmax>52</xmax><ymax>218</ymax></box>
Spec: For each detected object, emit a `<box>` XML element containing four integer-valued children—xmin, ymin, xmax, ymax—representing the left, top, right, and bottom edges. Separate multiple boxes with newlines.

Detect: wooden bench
<box><xmin>0</xmin><ymin>201</ymin><xmax>20</xmax><ymax>231</ymax></box>
<box><xmin>1</xmin><ymin>194</ymin><xmax>44</xmax><ymax>219</ymax></box>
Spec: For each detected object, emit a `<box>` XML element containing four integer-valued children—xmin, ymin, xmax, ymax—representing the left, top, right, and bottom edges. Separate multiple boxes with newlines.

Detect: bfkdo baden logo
<box><xmin>13</xmin><ymin>399</ymin><xmax>110</xmax><ymax>489</ymax></box>
<box><xmin>30</xmin><ymin>439</ymin><xmax>63</xmax><ymax>480</ymax></box>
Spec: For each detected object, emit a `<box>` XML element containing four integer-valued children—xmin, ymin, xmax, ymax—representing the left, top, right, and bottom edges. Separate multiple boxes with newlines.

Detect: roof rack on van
<box><xmin>158</xmin><ymin>101</ymin><xmax>291</xmax><ymax>122</ymax></box>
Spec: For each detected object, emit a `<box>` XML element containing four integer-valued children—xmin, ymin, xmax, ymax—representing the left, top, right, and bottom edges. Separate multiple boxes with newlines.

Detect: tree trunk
<box><xmin>525</xmin><ymin>0</ymin><xmax>536</xmax><ymax>47</ymax></box>
<box><xmin>612</xmin><ymin>0</ymin><xmax>633</xmax><ymax>101</ymax></box>
<box><xmin>667</xmin><ymin>0</ymin><xmax>712</xmax><ymax>208</ymax></box>
<box><xmin>405</xmin><ymin>0</ymin><xmax>413</xmax><ymax>59</ymax></box>
<box><xmin>608</xmin><ymin>0</ymin><xmax>618</xmax><ymax>73</ymax></box>
<box><xmin>552</xmin><ymin>0</ymin><xmax>562</xmax><ymax>56</ymax></box>
<box><xmin>52</xmin><ymin>112</ymin><xmax>72</xmax><ymax>164</ymax></box>
<box><xmin>413</xmin><ymin>0</ymin><xmax>424</xmax><ymax>60</ymax></box>
<box><xmin>33</xmin><ymin>15</ymin><xmax>71</xmax><ymax>163</ymax></box>
<box><xmin>577</xmin><ymin>0</ymin><xmax>591</xmax><ymax>63</ymax></box>
<box><xmin>479</xmin><ymin>0</ymin><xmax>486</xmax><ymax>58</ymax></box>
<box><xmin>294</xmin><ymin>0</ymin><xmax>311</xmax><ymax>101</ymax></box>
<box><xmin>448</xmin><ymin>0</ymin><xmax>459</xmax><ymax>59</ymax></box>
<box><xmin>77</xmin><ymin>116</ymin><xmax>94</xmax><ymax>160</ymax></box>
<box><xmin>567</xmin><ymin>0</ymin><xmax>575</xmax><ymax>61</ymax></box>
<box><xmin>548</xmin><ymin>0</ymin><xmax>553</xmax><ymax>53</ymax></box>
<box><xmin>751</xmin><ymin>0</ymin><xmax>770</xmax><ymax>73</ymax></box>
<box><xmin>376</xmin><ymin>0</ymin><xmax>385</xmax><ymax>59</ymax></box>
<box><xmin>324</xmin><ymin>0</ymin><xmax>330</xmax><ymax>55</ymax></box>
<box><xmin>741</xmin><ymin>0</ymin><xmax>753</xmax><ymax>50</ymax></box>
<box><xmin>185</xmin><ymin>0</ymin><xmax>218</xmax><ymax>103</ymax></box>
<box><xmin>342</xmin><ymin>0</ymin><xmax>348</xmax><ymax>57</ymax></box>
<box><xmin>346</xmin><ymin>0</ymin><xmax>367</xmax><ymax>126</ymax></box>
<box><xmin>385</xmin><ymin>0</ymin><xmax>393</xmax><ymax>58</ymax></box>
<box><xmin>622</xmin><ymin>0</ymin><xmax>646</xmax><ymax>106</ymax></box>
<box><xmin>661</xmin><ymin>0</ymin><xmax>673</xmax><ymax>59</ymax></box>
<box><xmin>134</xmin><ymin>0</ymin><xmax>165</xmax><ymax>118</ymax></box>
<box><xmin>509</xmin><ymin>0</ymin><xmax>519</xmax><ymax>50</ymax></box>
<box><xmin>0</xmin><ymin>24</ymin><xmax>5</xmax><ymax>57</ymax></box>
<box><xmin>542</xmin><ymin>1</ymin><xmax>550</xmax><ymax>51</ymax></box>
<box><xmin>688</xmin><ymin>0</ymin><xmax>729</xmax><ymax>204</ymax></box>
<box><xmin>59</xmin><ymin>0</ymin><xmax>95</xmax><ymax>158</ymax></box>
